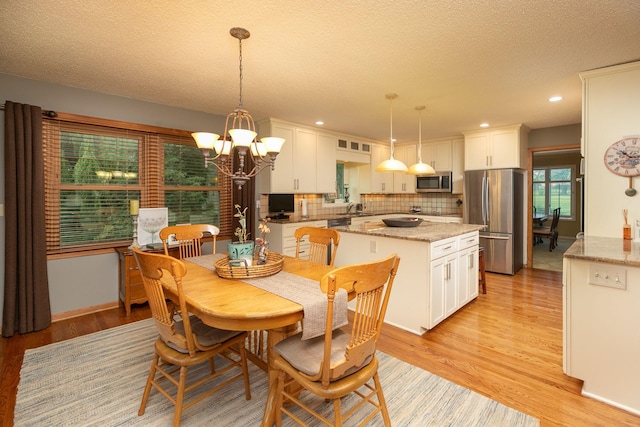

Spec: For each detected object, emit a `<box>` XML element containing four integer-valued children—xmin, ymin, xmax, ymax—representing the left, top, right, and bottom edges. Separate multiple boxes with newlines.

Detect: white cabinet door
<box><xmin>422</xmin><ymin>140</ymin><xmax>452</xmax><ymax>171</ymax></box>
<box><xmin>429</xmin><ymin>256</ymin><xmax>447</xmax><ymax>327</ymax></box>
<box><xmin>393</xmin><ymin>144</ymin><xmax>416</xmax><ymax>193</ymax></box>
<box><xmin>294</xmin><ymin>128</ymin><xmax>317</xmax><ymax>193</ymax></box>
<box><xmin>316</xmin><ymin>133</ymin><xmax>337</xmax><ymax>193</ymax></box>
<box><xmin>269</xmin><ymin>124</ymin><xmax>296</xmax><ymax>192</ymax></box>
<box><xmin>464</xmin><ymin>133</ymin><xmax>490</xmax><ymax>170</ymax></box>
<box><xmin>370</xmin><ymin>144</ymin><xmax>394</xmax><ymax>193</ymax></box>
<box><xmin>457</xmin><ymin>232</ymin><xmax>479</xmax><ymax>305</ymax></box>
<box><xmin>430</xmin><ymin>254</ymin><xmax>457</xmax><ymax>327</ymax></box>
<box><xmin>464</xmin><ymin>125</ymin><xmax>527</xmax><ymax>170</ymax></box>
<box><xmin>457</xmin><ymin>246</ymin><xmax>479</xmax><ymax>306</ymax></box>
<box><xmin>443</xmin><ymin>255</ymin><xmax>458</xmax><ymax>317</ymax></box>
<box><xmin>452</xmin><ymin>139</ymin><xmax>464</xmax><ymax>194</ymax></box>
<box><xmin>489</xmin><ymin>127</ymin><xmax>519</xmax><ymax>169</ymax></box>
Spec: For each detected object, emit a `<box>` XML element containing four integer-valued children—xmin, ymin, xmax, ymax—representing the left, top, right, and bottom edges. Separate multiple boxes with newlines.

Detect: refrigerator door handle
<box><xmin>481</xmin><ymin>176</ymin><xmax>487</xmax><ymax>224</ymax></box>
<box><xmin>485</xmin><ymin>175</ymin><xmax>490</xmax><ymax>221</ymax></box>
<box><xmin>482</xmin><ymin>235</ymin><xmax>511</xmax><ymax>240</ymax></box>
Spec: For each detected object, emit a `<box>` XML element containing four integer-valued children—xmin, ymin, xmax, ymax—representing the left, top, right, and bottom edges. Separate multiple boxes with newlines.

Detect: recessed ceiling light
<box><xmin>315</xmin><ymin>121</ymin><xmax>324</xmax><ymax>125</ymax></box>
<box><xmin>548</xmin><ymin>96</ymin><xmax>563</xmax><ymax>102</ymax></box>
<box><xmin>480</xmin><ymin>123</ymin><xmax>489</xmax><ymax>128</ymax></box>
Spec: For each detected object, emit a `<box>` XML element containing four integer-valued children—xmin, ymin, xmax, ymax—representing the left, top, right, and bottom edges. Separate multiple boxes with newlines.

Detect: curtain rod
<box><xmin>0</xmin><ymin>103</ymin><xmax>58</xmax><ymax>117</ymax></box>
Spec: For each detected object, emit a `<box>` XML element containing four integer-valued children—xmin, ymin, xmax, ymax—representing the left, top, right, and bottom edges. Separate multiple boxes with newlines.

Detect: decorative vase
<box><xmin>254</xmin><ymin>241</ymin><xmax>269</xmax><ymax>265</ymax></box>
<box><xmin>228</xmin><ymin>241</ymin><xmax>255</xmax><ymax>260</ymax></box>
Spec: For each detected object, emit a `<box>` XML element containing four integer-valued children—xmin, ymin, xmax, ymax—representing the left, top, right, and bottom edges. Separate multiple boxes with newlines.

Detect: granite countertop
<box><xmin>267</xmin><ymin>212</ymin><xmax>463</xmax><ymax>224</ymax></box>
<box><xmin>564</xmin><ymin>236</ymin><xmax>640</xmax><ymax>267</ymax></box>
<box><xmin>332</xmin><ymin>221</ymin><xmax>483</xmax><ymax>243</ymax></box>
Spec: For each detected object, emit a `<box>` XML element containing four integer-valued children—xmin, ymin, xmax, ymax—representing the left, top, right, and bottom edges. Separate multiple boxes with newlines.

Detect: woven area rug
<box><xmin>15</xmin><ymin>319</ymin><xmax>539</xmax><ymax>426</ymax></box>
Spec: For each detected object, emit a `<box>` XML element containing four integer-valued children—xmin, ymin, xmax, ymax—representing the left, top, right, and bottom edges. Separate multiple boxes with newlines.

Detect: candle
<box><xmin>129</xmin><ymin>199</ymin><xmax>139</xmax><ymax>215</ymax></box>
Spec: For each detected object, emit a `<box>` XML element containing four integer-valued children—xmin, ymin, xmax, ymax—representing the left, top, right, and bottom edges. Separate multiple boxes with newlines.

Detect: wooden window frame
<box><xmin>43</xmin><ymin>112</ymin><xmax>232</xmax><ymax>255</ymax></box>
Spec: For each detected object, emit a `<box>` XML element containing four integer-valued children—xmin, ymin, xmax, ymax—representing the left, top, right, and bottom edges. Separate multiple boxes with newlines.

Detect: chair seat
<box><xmin>274</xmin><ymin>329</ymin><xmax>372</xmax><ymax>379</ymax></box>
<box><xmin>169</xmin><ymin>316</ymin><xmax>244</xmax><ymax>353</ymax></box>
<box><xmin>154</xmin><ymin>334</ymin><xmax>245</xmax><ymax>367</ymax></box>
<box><xmin>273</xmin><ymin>353</ymin><xmax>380</xmax><ymax>399</ymax></box>
<box><xmin>533</xmin><ymin>226</ymin><xmax>552</xmax><ymax>234</ymax></box>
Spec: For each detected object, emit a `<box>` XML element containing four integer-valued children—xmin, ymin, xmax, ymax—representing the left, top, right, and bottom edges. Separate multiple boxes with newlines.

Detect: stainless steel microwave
<box><xmin>416</xmin><ymin>171</ymin><xmax>453</xmax><ymax>193</ymax></box>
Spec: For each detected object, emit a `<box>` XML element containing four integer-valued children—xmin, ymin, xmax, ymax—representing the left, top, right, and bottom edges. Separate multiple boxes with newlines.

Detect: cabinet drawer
<box><xmin>458</xmin><ymin>232</ymin><xmax>479</xmax><ymax>249</ymax></box>
<box><xmin>127</xmin><ymin>266</ymin><xmax>143</xmax><ymax>285</ymax></box>
<box><xmin>431</xmin><ymin>237</ymin><xmax>457</xmax><ymax>260</ymax></box>
<box><xmin>129</xmin><ymin>283</ymin><xmax>148</xmax><ymax>302</ymax></box>
<box><xmin>283</xmin><ymin>236</ymin><xmax>300</xmax><ymax>248</ymax></box>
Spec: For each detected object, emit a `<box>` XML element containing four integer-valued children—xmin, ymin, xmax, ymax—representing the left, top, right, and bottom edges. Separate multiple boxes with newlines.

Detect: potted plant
<box><xmin>228</xmin><ymin>204</ymin><xmax>254</xmax><ymax>260</ymax></box>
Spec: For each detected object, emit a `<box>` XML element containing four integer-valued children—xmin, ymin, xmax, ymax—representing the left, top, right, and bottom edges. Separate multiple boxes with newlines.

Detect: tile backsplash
<box><xmin>259</xmin><ymin>193</ymin><xmax>464</xmax><ymax>219</ymax></box>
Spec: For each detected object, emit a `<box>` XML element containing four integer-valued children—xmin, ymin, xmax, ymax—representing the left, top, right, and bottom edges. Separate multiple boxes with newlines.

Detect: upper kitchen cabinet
<box><xmin>419</xmin><ymin>137</ymin><xmax>464</xmax><ymax>194</ymax></box>
<box><xmin>421</xmin><ymin>139</ymin><xmax>453</xmax><ymax>171</ymax></box>
<box><xmin>393</xmin><ymin>144</ymin><xmax>416</xmax><ymax>193</ymax></box>
<box><xmin>316</xmin><ymin>133</ymin><xmax>337</xmax><ymax>193</ymax></box>
<box><xmin>463</xmin><ymin>124</ymin><xmax>529</xmax><ymax>170</ymax></box>
<box><xmin>369</xmin><ymin>143</ymin><xmax>394</xmax><ymax>193</ymax></box>
<box><xmin>337</xmin><ymin>138</ymin><xmax>372</xmax><ymax>155</ymax></box>
<box><xmin>257</xmin><ymin>119</ymin><xmax>334</xmax><ymax>193</ymax></box>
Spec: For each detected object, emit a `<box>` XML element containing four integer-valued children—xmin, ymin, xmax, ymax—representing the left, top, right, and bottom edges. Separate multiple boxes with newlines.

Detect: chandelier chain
<box><xmin>238</xmin><ymin>38</ymin><xmax>243</xmax><ymax>108</ymax></box>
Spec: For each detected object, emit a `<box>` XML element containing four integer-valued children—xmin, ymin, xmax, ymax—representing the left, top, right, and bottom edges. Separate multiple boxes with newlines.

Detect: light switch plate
<box><xmin>588</xmin><ymin>263</ymin><xmax>626</xmax><ymax>290</ymax></box>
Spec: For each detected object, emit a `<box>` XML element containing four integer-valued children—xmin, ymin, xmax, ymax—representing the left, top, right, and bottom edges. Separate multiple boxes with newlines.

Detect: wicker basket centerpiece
<box><xmin>214</xmin><ymin>252</ymin><xmax>284</xmax><ymax>279</ymax></box>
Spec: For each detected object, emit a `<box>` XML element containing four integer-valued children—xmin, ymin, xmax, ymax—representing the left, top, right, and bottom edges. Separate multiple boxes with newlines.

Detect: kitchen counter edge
<box><xmin>332</xmin><ymin>222</ymin><xmax>484</xmax><ymax>243</ymax></box>
<box><xmin>564</xmin><ymin>236</ymin><xmax>640</xmax><ymax>267</ymax></box>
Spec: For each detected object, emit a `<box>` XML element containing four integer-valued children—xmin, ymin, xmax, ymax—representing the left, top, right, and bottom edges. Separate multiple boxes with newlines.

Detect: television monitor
<box><xmin>268</xmin><ymin>193</ymin><xmax>295</xmax><ymax>219</ymax></box>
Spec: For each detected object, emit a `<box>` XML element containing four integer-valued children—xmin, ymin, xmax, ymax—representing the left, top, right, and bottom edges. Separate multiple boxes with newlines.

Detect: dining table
<box><xmin>172</xmin><ymin>253</ymin><xmax>338</xmax><ymax>427</ymax></box>
<box><xmin>533</xmin><ymin>213</ymin><xmax>549</xmax><ymax>244</ymax></box>
<box><xmin>533</xmin><ymin>212</ymin><xmax>548</xmax><ymax>226</ymax></box>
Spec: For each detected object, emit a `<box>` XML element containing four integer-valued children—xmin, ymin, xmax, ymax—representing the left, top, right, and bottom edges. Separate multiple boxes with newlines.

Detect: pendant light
<box><xmin>407</xmin><ymin>106</ymin><xmax>436</xmax><ymax>175</ymax></box>
<box><xmin>375</xmin><ymin>93</ymin><xmax>408</xmax><ymax>172</ymax></box>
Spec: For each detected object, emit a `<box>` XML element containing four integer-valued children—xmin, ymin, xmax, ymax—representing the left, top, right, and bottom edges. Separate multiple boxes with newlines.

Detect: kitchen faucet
<box><xmin>346</xmin><ymin>202</ymin><xmax>354</xmax><ymax>214</ymax></box>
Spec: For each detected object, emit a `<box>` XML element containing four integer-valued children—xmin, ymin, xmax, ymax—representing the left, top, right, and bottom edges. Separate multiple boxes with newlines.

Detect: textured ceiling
<box><xmin>1</xmin><ymin>1</ymin><xmax>639</xmax><ymax>143</ymax></box>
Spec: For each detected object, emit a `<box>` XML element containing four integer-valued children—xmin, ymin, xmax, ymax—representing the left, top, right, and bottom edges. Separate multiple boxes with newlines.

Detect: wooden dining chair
<box><xmin>132</xmin><ymin>247</ymin><xmax>251</xmax><ymax>427</ymax></box>
<box><xmin>272</xmin><ymin>253</ymin><xmax>401</xmax><ymax>427</ymax></box>
<box><xmin>248</xmin><ymin>227</ymin><xmax>341</xmax><ymax>370</ymax></box>
<box><xmin>534</xmin><ymin>207</ymin><xmax>561</xmax><ymax>251</ymax></box>
<box><xmin>159</xmin><ymin>224</ymin><xmax>220</xmax><ymax>258</ymax></box>
<box><xmin>294</xmin><ymin>226</ymin><xmax>341</xmax><ymax>266</ymax></box>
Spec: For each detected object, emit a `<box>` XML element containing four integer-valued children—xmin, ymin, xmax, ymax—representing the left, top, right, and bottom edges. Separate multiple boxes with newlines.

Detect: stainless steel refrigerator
<box><xmin>464</xmin><ymin>169</ymin><xmax>524</xmax><ymax>275</ymax></box>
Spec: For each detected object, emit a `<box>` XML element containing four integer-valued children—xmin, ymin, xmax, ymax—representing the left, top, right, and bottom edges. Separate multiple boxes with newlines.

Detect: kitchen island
<box><xmin>333</xmin><ymin>220</ymin><xmax>484</xmax><ymax>335</ymax></box>
<box><xmin>563</xmin><ymin>236</ymin><xmax>640</xmax><ymax>415</ymax></box>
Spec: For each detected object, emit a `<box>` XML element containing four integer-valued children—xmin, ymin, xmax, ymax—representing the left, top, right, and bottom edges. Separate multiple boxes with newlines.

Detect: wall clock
<box><xmin>604</xmin><ymin>136</ymin><xmax>640</xmax><ymax>196</ymax></box>
<box><xmin>604</xmin><ymin>137</ymin><xmax>640</xmax><ymax>176</ymax></box>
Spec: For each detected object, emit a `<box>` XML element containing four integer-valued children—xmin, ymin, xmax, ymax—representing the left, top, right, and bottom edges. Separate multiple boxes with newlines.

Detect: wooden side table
<box><xmin>116</xmin><ymin>246</ymin><xmax>179</xmax><ymax>315</ymax></box>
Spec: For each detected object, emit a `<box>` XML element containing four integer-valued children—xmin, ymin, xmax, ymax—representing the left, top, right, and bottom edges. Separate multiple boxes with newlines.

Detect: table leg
<box><xmin>261</xmin><ymin>323</ymin><xmax>299</xmax><ymax>427</ymax></box>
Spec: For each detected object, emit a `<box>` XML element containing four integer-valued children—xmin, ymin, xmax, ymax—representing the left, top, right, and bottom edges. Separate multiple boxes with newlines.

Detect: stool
<box><xmin>478</xmin><ymin>247</ymin><xmax>486</xmax><ymax>294</ymax></box>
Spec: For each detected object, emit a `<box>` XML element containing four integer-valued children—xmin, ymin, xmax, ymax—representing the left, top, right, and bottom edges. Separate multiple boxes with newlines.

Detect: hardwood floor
<box><xmin>2</xmin><ymin>268</ymin><xmax>639</xmax><ymax>426</ymax></box>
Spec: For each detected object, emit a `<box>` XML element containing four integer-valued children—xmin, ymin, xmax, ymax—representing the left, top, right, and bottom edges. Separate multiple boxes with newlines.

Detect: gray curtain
<box><xmin>3</xmin><ymin>101</ymin><xmax>51</xmax><ymax>337</ymax></box>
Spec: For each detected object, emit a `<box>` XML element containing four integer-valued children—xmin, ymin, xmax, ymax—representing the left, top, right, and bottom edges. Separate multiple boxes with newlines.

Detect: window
<box><xmin>532</xmin><ymin>166</ymin><xmax>574</xmax><ymax>219</ymax></box>
<box><xmin>43</xmin><ymin>113</ymin><xmax>231</xmax><ymax>254</ymax></box>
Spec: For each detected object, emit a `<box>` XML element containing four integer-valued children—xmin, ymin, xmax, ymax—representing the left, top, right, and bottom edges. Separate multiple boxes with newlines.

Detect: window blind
<box><xmin>42</xmin><ymin>113</ymin><xmax>231</xmax><ymax>254</ymax></box>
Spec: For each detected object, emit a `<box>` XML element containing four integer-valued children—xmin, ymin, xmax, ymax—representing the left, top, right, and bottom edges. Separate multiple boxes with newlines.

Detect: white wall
<box><xmin>0</xmin><ymin>73</ymin><xmax>227</xmax><ymax>321</ymax></box>
<box><xmin>581</xmin><ymin>62</ymin><xmax>640</xmax><ymax>238</ymax></box>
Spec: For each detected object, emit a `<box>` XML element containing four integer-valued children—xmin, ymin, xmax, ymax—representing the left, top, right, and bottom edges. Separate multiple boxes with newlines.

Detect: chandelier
<box><xmin>192</xmin><ymin>27</ymin><xmax>284</xmax><ymax>190</ymax></box>
<box><xmin>407</xmin><ymin>106</ymin><xmax>435</xmax><ymax>175</ymax></box>
<box><xmin>375</xmin><ymin>93</ymin><xmax>408</xmax><ymax>172</ymax></box>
